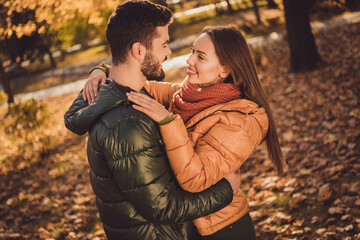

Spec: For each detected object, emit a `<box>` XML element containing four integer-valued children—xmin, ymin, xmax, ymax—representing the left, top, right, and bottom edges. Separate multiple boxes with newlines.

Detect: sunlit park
<box><xmin>0</xmin><ymin>0</ymin><xmax>359</xmax><ymax>239</ymax></box>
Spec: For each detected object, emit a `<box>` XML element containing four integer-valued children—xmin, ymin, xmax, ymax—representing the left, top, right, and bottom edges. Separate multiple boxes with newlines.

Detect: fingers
<box><xmin>127</xmin><ymin>92</ymin><xmax>170</xmax><ymax>122</ymax></box>
<box><xmin>92</xmin><ymin>80</ymin><xmax>99</xmax><ymax>98</ymax></box>
<box><xmin>84</xmin><ymin>82</ymin><xmax>92</xmax><ymax>103</ymax></box>
<box><xmin>83</xmin><ymin>79</ymin><xmax>100</xmax><ymax>103</ymax></box>
<box><xmin>83</xmin><ymin>69</ymin><xmax>106</xmax><ymax>103</ymax></box>
<box><xmin>131</xmin><ymin>102</ymin><xmax>162</xmax><ymax>122</ymax></box>
<box><xmin>127</xmin><ymin>92</ymin><xmax>152</xmax><ymax>101</ymax></box>
<box><xmin>83</xmin><ymin>82</ymin><xmax>91</xmax><ymax>102</ymax></box>
<box><xmin>88</xmin><ymin>81</ymin><xmax>95</xmax><ymax>103</ymax></box>
<box><xmin>126</xmin><ymin>92</ymin><xmax>154</xmax><ymax>108</ymax></box>
<box><xmin>225</xmin><ymin>169</ymin><xmax>242</xmax><ymax>194</ymax></box>
<box><xmin>82</xmin><ymin>88</ymin><xmax>87</xmax><ymax>101</ymax></box>
<box><xmin>132</xmin><ymin>104</ymin><xmax>151</xmax><ymax>115</ymax></box>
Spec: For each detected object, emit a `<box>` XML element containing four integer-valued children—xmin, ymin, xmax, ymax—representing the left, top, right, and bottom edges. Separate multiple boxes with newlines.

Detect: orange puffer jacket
<box><xmin>144</xmin><ymin>80</ymin><xmax>269</xmax><ymax>236</ymax></box>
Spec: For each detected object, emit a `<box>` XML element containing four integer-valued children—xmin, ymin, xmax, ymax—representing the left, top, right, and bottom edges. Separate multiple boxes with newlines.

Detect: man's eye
<box><xmin>190</xmin><ymin>48</ymin><xmax>194</xmax><ymax>53</ymax></box>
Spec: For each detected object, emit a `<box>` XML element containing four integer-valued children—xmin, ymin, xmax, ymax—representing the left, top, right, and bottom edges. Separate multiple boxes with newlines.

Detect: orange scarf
<box><xmin>171</xmin><ymin>80</ymin><xmax>241</xmax><ymax>123</ymax></box>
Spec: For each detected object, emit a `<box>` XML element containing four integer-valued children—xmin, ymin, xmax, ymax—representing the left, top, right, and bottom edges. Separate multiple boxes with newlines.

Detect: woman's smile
<box><xmin>187</xmin><ymin>67</ymin><xmax>197</xmax><ymax>76</ymax></box>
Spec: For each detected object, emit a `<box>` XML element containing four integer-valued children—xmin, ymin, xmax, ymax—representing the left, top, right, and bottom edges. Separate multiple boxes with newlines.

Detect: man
<box><xmin>64</xmin><ymin>1</ymin><xmax>240</xmax><ymax>239</ymax></box>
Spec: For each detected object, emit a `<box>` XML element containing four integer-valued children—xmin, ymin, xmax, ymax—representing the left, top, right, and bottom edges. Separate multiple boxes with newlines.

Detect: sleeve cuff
<box><xmin>158</xmin><ymin>113</ymin><xmax>175</xmax><ymax>125</ymax></box>
<box><xmin>89</xmin><ymin>64</ymin><xmax>109</xmax><ymax>77</ymax></box>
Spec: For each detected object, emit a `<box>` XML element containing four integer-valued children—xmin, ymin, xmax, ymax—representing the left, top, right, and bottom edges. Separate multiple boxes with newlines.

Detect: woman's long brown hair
<box><xmin>203</xmin><ymin>26</ymin><xmax>286</xmax><ymax>176</ymax></box>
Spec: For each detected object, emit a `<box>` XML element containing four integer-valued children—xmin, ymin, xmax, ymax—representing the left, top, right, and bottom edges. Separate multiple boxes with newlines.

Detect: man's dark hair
<box><xmin>106</xmin><ymin>0</ymin><xmax>173</xmax><ymax>65</ymax></box>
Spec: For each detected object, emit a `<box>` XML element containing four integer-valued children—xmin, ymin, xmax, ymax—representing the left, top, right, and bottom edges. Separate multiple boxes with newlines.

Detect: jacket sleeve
<box><xmin>64</xmin><ymin>86</ymin><xmax>124</xmax><ymax>135</ymax></box>
<box><xmin>103</xmin><ymin>116</ymin><xmax>233</xmax><ymax>224</ymax></box>
<box><xmin>159</xmin><ymin>114</ymin><xmax>262</xmax><ymax>192</ymax></box>
<box><xmin>144</xmin><ymin>81</ymin><xmax>181</xmax><ymax>109</ymax></box>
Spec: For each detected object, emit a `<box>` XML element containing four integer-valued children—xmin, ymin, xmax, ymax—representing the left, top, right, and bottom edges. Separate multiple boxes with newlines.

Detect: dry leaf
<box><xmin>318</xmin><ymin>183</ymin><xmax>332</xmax><ymax>201</ymax></box>
<box><xmin>329</xmin><ymin>207</ymin><xmax>345</xmax><ymax>215</ymax></box>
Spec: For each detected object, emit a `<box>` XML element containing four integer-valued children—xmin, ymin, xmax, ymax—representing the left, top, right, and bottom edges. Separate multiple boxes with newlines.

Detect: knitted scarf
<box><xmin>171</xmin><ymin>80</ymin><xmax>242</xmax><ymax>123</ymax></box>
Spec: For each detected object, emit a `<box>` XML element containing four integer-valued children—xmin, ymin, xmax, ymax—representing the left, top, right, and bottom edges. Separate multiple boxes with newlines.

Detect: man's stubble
<box><xmin>141</xmin><ymin>52</ymin><xmax>166</xmax><ymax>81</ymax></box>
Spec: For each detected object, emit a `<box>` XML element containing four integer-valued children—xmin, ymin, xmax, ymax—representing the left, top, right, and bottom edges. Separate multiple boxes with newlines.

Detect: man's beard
<box><xmin>141</xmin><ymin>52</ymin><xmax>166</xmax><ymax>81</ymax></box>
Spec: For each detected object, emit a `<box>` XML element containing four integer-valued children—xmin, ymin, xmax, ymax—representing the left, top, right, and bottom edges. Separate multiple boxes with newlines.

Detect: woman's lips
<box><xmin>187</xmin><ymin>68</ymin><xmax>197</xmax><ymax>76</ymax></box>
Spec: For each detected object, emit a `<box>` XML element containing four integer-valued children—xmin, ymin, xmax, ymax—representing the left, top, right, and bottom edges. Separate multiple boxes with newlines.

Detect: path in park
<box><xmin>2</xmin><ymin>11</ymin><xmax>360</xmax><ymax>107</ymax></box>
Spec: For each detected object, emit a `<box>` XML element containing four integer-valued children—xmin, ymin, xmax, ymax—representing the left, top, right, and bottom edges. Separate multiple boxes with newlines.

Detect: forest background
<box><xmin>0</xmin><ymin>0</ymin><xmax>359</xmax><ymax>239</ymax></box>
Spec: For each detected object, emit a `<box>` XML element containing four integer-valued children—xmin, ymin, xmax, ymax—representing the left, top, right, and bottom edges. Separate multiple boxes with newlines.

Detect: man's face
<box><xmin>141</xmin><ymin>25</ymin><xmax>171</xmax><ymax>81</ymax></box>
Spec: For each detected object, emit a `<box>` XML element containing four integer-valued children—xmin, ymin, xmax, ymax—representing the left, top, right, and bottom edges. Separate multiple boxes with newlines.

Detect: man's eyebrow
<box><xmin>163</xmin><ymin>40</ymin><xmax>170</xmax><ymax>45</ymax></box>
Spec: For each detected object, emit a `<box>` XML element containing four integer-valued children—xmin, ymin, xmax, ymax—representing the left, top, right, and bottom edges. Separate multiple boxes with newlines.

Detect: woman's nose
<box><xmin>167</xmin><ymin>46</ymin><xmax>172</xmax><ymax>56</ymax></box>
<box><xmin>186</xmin><ymin>55</ymin><xmax>194</xmax><ymax>66</ymax></box>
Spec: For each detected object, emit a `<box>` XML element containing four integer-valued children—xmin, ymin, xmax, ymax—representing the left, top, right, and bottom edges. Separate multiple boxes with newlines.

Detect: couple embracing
<box><xmin>64</xmin><ymin>1</ymin><xmax>286</xmax><ymax>239</ymax></box>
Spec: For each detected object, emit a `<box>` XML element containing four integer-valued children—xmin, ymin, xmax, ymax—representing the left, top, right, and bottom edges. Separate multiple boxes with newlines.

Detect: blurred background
<box><xmin>0</xmin><ymin>0</ymin><xmax>359</xmax><ymax>239</ymax></box>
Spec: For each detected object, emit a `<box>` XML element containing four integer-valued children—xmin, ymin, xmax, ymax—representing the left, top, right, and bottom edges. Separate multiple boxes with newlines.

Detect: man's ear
<box><xmin>130</xmin><ymin>42</ymin><xmax>146</xmax><ymax>61</ymax></box>
<box><xmin>220</xmin><ymin>66</ymin><xmax>230</xmax><ymax>79</ymax></box>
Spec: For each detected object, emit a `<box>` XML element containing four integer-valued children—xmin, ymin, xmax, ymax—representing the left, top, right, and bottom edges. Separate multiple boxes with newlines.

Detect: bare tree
<box><xmin>225</xmin><ymin>0</ymin><xmax>234</xmax><ymax>13</ymax></box>
<box><xmin>267</xmin><ymin>0</ymin><xmax>279</xmax><ymax>9</ymax></box>
<box><xmin>251</xmin><ymin>0</ymin><xmax>262</xmax><ymax>24</ymax></box>
<box><xmin>283</xmin><ymin>0</ymin><xmax>321</xmax><ymax>72</ymax></box>
<box><xmin>345</xmin><ymin>0</ymin><xmax>360</xmax><ymax>11</ymax></box>
<box><xmin>0</xmin><ymin>59</ymin><xmax>14</xmax><ymax>107</ymax></box>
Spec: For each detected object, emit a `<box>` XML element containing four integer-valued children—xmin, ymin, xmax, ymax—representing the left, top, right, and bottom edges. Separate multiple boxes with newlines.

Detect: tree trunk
<box><xmin>251</xmin><ymin>0</ymin><xmax>262</xmax><ymax>25</ymax></box>
<box><xmin>45</xmin><ymin>46</ymin><xmax>56</xmax><ymax>69</ymax></box>
<box><xmin>0</xmin><ymin>60</ymin><xmax>14</xmax><ymax>105</ymax></box>
<box><xmin>283</xmin><ymin>0</ymin><xmax>321</xmax><ymax>72</ymax></box>
<box><xmin>345</xmin><ymin>0</ymin><xmax>360</xmax><ymax>11</ymax></box>
<box><xmin>226</xmin><ymin>0</ymin><xmax>234</xmax><ymax>13</ymax></box>
<box><xmin>267</xmin><ymin>0</ymin><xmax>279</xmax><ymax>9</ymax></box>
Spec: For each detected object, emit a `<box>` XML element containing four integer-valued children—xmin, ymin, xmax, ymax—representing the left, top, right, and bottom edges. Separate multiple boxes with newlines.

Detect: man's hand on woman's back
<box><xmin>225</xmin><ymin>169</ymin><xmax>241</xmax><ymax>194</ymax></box>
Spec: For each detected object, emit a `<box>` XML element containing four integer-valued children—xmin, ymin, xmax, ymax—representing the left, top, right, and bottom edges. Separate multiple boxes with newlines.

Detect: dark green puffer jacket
<box><xmin>64</xmin><ymin>80</ymin><xmax>233</xmax><ymax>240</ymax></box>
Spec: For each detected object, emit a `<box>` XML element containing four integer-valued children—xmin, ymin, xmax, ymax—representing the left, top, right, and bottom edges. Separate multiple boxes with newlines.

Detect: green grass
<box><xmin>9</xmin><ymin>45</ymin><xmax>109</xmax><ymax>94</ymax></box>
<box><xmin>57</xmin><ymin>45</ymin><xmax>109</xmax><ymax>68</ymax></box>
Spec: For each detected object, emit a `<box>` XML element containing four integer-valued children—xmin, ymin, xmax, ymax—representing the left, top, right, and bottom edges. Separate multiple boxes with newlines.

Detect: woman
<box><xmin>86</xmin><ymin>26</ymin><xmax>286</xmax><ymax>239</ymax></box>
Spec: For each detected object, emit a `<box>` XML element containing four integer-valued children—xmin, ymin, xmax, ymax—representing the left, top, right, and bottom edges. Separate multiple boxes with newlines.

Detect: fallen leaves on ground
<box><xmin>0</xmin><ymin>22</ymin><xmax>359</xmax><ymax>240</ymax></box>
<box><xmin>242</xmin><ymin>22</ymin><xmax>360</xmax><ymax>239</ymax></box>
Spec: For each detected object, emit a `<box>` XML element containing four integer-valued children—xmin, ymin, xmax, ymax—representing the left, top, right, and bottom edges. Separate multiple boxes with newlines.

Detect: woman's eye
<box><xmin>198</xmin><ymin>55</ymin><xmax>204</xmax><ymax>60</ymax></box>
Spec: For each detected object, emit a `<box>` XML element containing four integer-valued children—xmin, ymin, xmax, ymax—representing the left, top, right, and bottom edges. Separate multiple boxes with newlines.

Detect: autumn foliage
<box><xmin>0</xmin><ymin>6</ymin><xmax>359</xmax><ymax>240</ymax></box>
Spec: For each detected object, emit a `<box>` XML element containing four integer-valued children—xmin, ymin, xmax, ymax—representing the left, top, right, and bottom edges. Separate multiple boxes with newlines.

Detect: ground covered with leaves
<box><xmin>0</xmin><ymin>23</ymin><xmax>359</xmax><ymax>240</ymax></box>
<box><xmin>242</xmin><ymin>22</ymin><xmax>360</xmax><ymax>239</ymax></box>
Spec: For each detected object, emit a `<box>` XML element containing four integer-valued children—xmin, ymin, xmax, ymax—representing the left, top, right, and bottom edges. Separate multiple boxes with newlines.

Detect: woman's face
<box><xmin>186</xmin><ymin>33</ymin><xmax>229</xmax><ymax>86</ymax></box>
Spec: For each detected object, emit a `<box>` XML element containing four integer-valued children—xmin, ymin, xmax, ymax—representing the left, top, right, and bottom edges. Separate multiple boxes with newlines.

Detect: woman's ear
<box><xmin>130</xmin><ymin>42</ymin><xmax>146</xmax><ymax>61</ymax></box>
<box><xmin>219</xmin><ymin>66</ymin><xmax>230</xmax><ymax>79</ymax></box>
